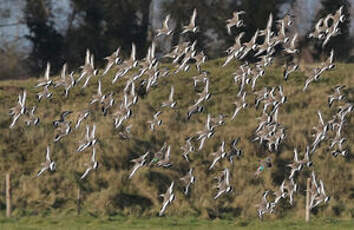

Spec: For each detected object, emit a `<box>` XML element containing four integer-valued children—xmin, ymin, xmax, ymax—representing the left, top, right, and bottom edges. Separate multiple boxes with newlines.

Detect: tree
<box><xmin>163</xmin><ymin>0</ymin><xmax>238</xmax><ymax>58</ymax></box>
<box><xmin>163</xmin><ymin>0</ymin><xmax>289</xmax><ymax>58</ymax></box>
<box><xmin>63</xmin><ymin>0</ymin><xmax>152</xmax><ymax>70</ymax></box>
<box><xmin>237</xmin><ymin>0</ymin><xmax>289</xmax><ymax>38</ymax></box>
<box><xmin>24</xmin><ymin>0</ymin><xmax>64</xmax><ymax>74</ymax></box>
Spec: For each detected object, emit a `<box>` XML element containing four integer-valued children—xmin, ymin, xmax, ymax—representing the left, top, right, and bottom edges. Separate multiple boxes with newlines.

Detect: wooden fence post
<box><xmin>6</xmin><ymin>174</ymin><xmax>11</xmax><ymax>218</ymax></box>
<box><xmin>77</xmin><ymin>186</ymin><xmax>81</xmax><ymax>215</ymax></box>
<box><xmin>305</xmin><ymin>177</ymin><xmax>311</xmax><ymax>222</ymax></box>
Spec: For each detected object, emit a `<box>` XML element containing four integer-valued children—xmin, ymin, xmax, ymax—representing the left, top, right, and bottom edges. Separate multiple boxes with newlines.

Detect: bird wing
<box><xmin>18</xmin><ymin>92</ymin><xmax>22</xmax><ymax>105</ymax></box>
<box><xmin>169</xmin><ymin>181</ymin><xmax>174</xmax><ymax>193</ymax></box>
<box><xmin>163</xmin><ymin>15</ymin><xmax>170</xmax><ymax>29</ymax></box>
<box><xmin>150</xmin><ymin>41</ymin><xmax>156</xmax><ymax>60</ymax></box>
<box><xmin>114</xmin><ymin>47</ymin><xmax>120</xmax><ymax>57</ymax></box>
<box><xmin>131</xmin><ymin>43</ymin><xmax>136</xmax><ymax>61</ymax></box>
<box><xmin>317</xmin><ymin>110</ymin><xmax>325</xmax><ymax>126</ymax></box>
<box><xmin>159</xmin><ymin>201</ymin><xmax>169</xmax><ymax>216</ymax></box>
<box><xmin>85</xmin><ymin>125</ymin><xmax>90</xmax><ymax>140</ymax></box>
<box><xmin>280</xmin><ymin>180</ymin><xmax>285</xmax><ymax>193</ymax></box>
<box><xmin>91</xmin><ymin>124</ymin><xmax>96</xmax><ymax>139</ymax></box>
<box><xmin>320</xmin><ymin>180</ymin><xmax>326</xmax><ymax>196</ymax></box>
<box><xmin>266</xmin><ymin>13</ymin><xmax>273</xmax><ymax>31</ymax></box>
<box><xmin>153</xmin><ymin>111</ymin><xmax>161</xmax><ymax>119</ymax></box>
<box><xmin>165</xmin><ymin>145</ymin><xmax>171</xmax><ymax>160</ymax></box>
<box><xmin>221</xmin><ymin>141</ymin><xmax>225</xmax><ymax>153</ymax></box>
<box><xmin>85</xmin><ymin>49</ymin><xmax>90</xmax><ymax>65</ymax></box>
<box><xmin>329</xmin><ymin>49</ymin><xmax>334</xmax><ymax>63</ymax></box>
<box><xmin>312</xmin><ymin>171</ymin><xmax>318</xmax><ymax>189</ymax></box>
<box><xmin>214</xmin><ymin>190</ymin><xmax>224</xmax><ymax>199</ymax></box>
<box><xmin>21</xmin><ymin>90</ymin><xmax>27</xmax><ymax>107</ymax></box>
<box><xmin>103</xmin><ymin>62</ymin><xmax>113</xmax><ymax>75</ymax></box>
<box><xmin>128</xmin><ymin>164</ymin><xmax>141</xmax><ymax>179</ymax></box>
<box><xmin>60</xmin><ymin>63</ymin><xmax>67</xmax><ymax>80</ymax></box>
<box><xmin>290</xmin><ymin>33</ymin><xmax>298</xmax><ymax>48</ymax></box>
<box><xmin>37</xmin><ymin>167</ymin><xmax>48</xmax><ymax>177</ymax></box>
<box><xmin>293</xmin><ymin>148</ymin><xmax>298</xmax><ymax>162</ymax></box>
<box><xmin>190</xmin><ymin>8</ymin><xmax>197</xmax><ymax>26</ymax></box>
<box><xmin>209</xmin><ymin>156</ymin><xmax>220</xmax><ymax>170</ymax></box>
<box><xmin>97</xmin><ymin>79</ymin><xmax>102</xmax><ymax>96</ymax></box>
<box><xmin>198</xmin><ymin>137</ymin><xmax>206</xmax><ymax>150</ymax></box>
<box><xmin>169</xmin><ymin>86</ymin><xmax>174</xmax><ymax>101</ymax></box>
<box><xmin>91</xmin><ymin>147</ymin><xmax>96</xmax><ymax>162</ymax></box>
<box><xmin>45</xmin><ymin>62</ymin><xmax>51</xmax><ymax>80</ymax></box>
<box><xmin>251</xmin><ymin>29</ymin><xmax>259</xmax><ymax>43</ymax></box>
<box><xmin>305</xmin><ymin>146</ymin><xmax>310</xmax><ymax>161</ymax></box>
<box><xmin>225</xmin><ymin>168</ymin><xmax>230</xmax><ymax>185</ymax></box>
<box><xmin>80</xmin><ymin>167</ymin><xmax>92</xmax><ymax>180</ymax></box>
<box><xmin>90</xmin><ymin>54</ymin><xmax>95</xmax><ymax>68</ymax></box>
<box><xmin>46</xmin><ymin>146</ymin><xmax>51</xmax><ymax>162</ymax></box>
<box><xmin>206</xmin><ymin>113</ymin><xmax>211</xmax><ymax>130</ymax></box>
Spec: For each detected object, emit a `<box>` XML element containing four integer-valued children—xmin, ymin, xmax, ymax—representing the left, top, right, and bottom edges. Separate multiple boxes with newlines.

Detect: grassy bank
<box><xmin>0</xmin><ymin>58</ymin><xmax>353</xmax><ymax>219</ymax></box>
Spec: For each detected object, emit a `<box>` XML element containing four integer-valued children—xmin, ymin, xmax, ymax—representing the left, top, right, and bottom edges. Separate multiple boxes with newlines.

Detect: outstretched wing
<box><xmin>37</xmin><ymin>167</ymin><xmax>47</xmax><ymax>177</ymax></box>
<box><xmin>329</xmin><ymin>49</ymin><xmax>334</xmax><ymax>64</ymax></box>
<box><xmin>46</xmin><ymin>146</ymin><xmax>51</xmax><ymax>162</ymax></box>
<box><xmin>45</xmin><ymin>62</ymin><xmax>51</xmax><ymax>80</ymax></box>
<box><xmin>85</xmin><ymin>49</ymin><xmax>90</xmax><ymax>65</ymax></box>
<box><xmin>98</xmin><ymin>79</ymin><xmax>102</xmax><ymax>96</ymax></box>
<box><xmin>128</xmin><ymin>163</ymin><xmax>141</xmax><ymax>179</ymax></box>
<box><xmin>293</xmin><ymin>148</ymin><xmax>298</xmax><ymax>162</ymax></box>
<box><xmin>131</xmin><ymin>43</ymin><xmax>136</xmax><ymax>61</ymax></box>
<box><xmin>206</xmin><ymin>113</ymin><xmax>211</xmax><ymax>130</ymax></box>
<box><xmin>190</xmin><ymin>8</ymin><xmax>197</xmax><ymax>26</ymax></box>
<box><xmin>60</xmin><ymin>63</ymin><xmax>67</xmax><ymax>80</ymax></box>
<box><xmin>169</xmin><ymin>86</ymin><xmax>174</xmax><ymax>101</ymax></box>
<box><xmin>169</xmin><ymin>181</ymin><xmax>174</xmax><ymax>193</ymax></box>
<box><xmin>224</xmin><ymin>168</ymin><xmax>230</xmax><ymax>185</ymax></box>
<box><xmin>317</xmin><ymin>110</ymin><xmax>325</xmax><ymax>126</ymax></box>
<box><xmin>80</xmin><ymin>167</ymin><xmax>92</xmax><ymax>180</ymax></box>
<box><xmin>91</xmin><ymin>124</ymin><xmax>96</xmax><ymax>139</ymax></box>
<box><xmin>163</xmin><ymin>15</ymin><xmax>170</xmax><ymax>29</ymax></box>
<box><xmin>91</xmin><ymin>147</ymin><xmax>96</xmax><ymax>162</ymax></box>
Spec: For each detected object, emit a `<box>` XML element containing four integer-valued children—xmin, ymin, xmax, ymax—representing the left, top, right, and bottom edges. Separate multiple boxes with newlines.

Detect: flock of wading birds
<box><xmin>8</xmin><ymin>6</ymin><xmax>353</xmax><ymax>218</ymax></box>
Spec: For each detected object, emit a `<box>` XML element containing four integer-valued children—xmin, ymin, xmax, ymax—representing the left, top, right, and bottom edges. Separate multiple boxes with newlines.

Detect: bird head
<box><xmin>307</xmin><ymin>161</ymin><xmax>313</xmax><ymax>167</ymax></box>
<box><xmin>49</xmin><ymin>162</ymin><xmax>56</xmax><ymax>171</ymax></box>
<box><xmin>53</xmin><ymin>121</ymin><xmax>59</xmax><ymax>128</ymax></box>
<box><xmin>115</xmin><ymin>57</ymin><xmax>121</xmax><ymax>65</ymax></box>
<box><xmin>34</xmin><ymin>118</ymin><xmax>40</xmax><ymax>126</ymax></box>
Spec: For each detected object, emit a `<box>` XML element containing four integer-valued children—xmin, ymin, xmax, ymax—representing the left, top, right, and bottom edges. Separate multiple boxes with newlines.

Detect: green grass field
<box><xmin>0</xmin><ymin>215</ymin><xmax>353</xmax><ymax>230</ymax></box>
<box><xmin>0</xmin><ymin>58</ymin><xmax>353</xmax><ymax>225</ymax></box>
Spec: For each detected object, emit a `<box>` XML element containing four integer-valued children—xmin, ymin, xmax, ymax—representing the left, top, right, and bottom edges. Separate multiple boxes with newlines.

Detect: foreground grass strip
<box><xmin>0</xmin><ymin>216</ymin><xmax>353</xmax><ymax>230</ymax></box>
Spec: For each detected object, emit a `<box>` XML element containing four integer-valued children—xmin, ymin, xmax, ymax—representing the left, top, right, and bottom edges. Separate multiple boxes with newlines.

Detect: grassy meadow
<box><xmin>0</xmin><ymin>58</ymin><xmax>353</xmax><ymax>228</ymax></box>
<box><xmin>0</xmin><ymin>215</ymin><xmax>354</xmax><ymax>230</ymax></box>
